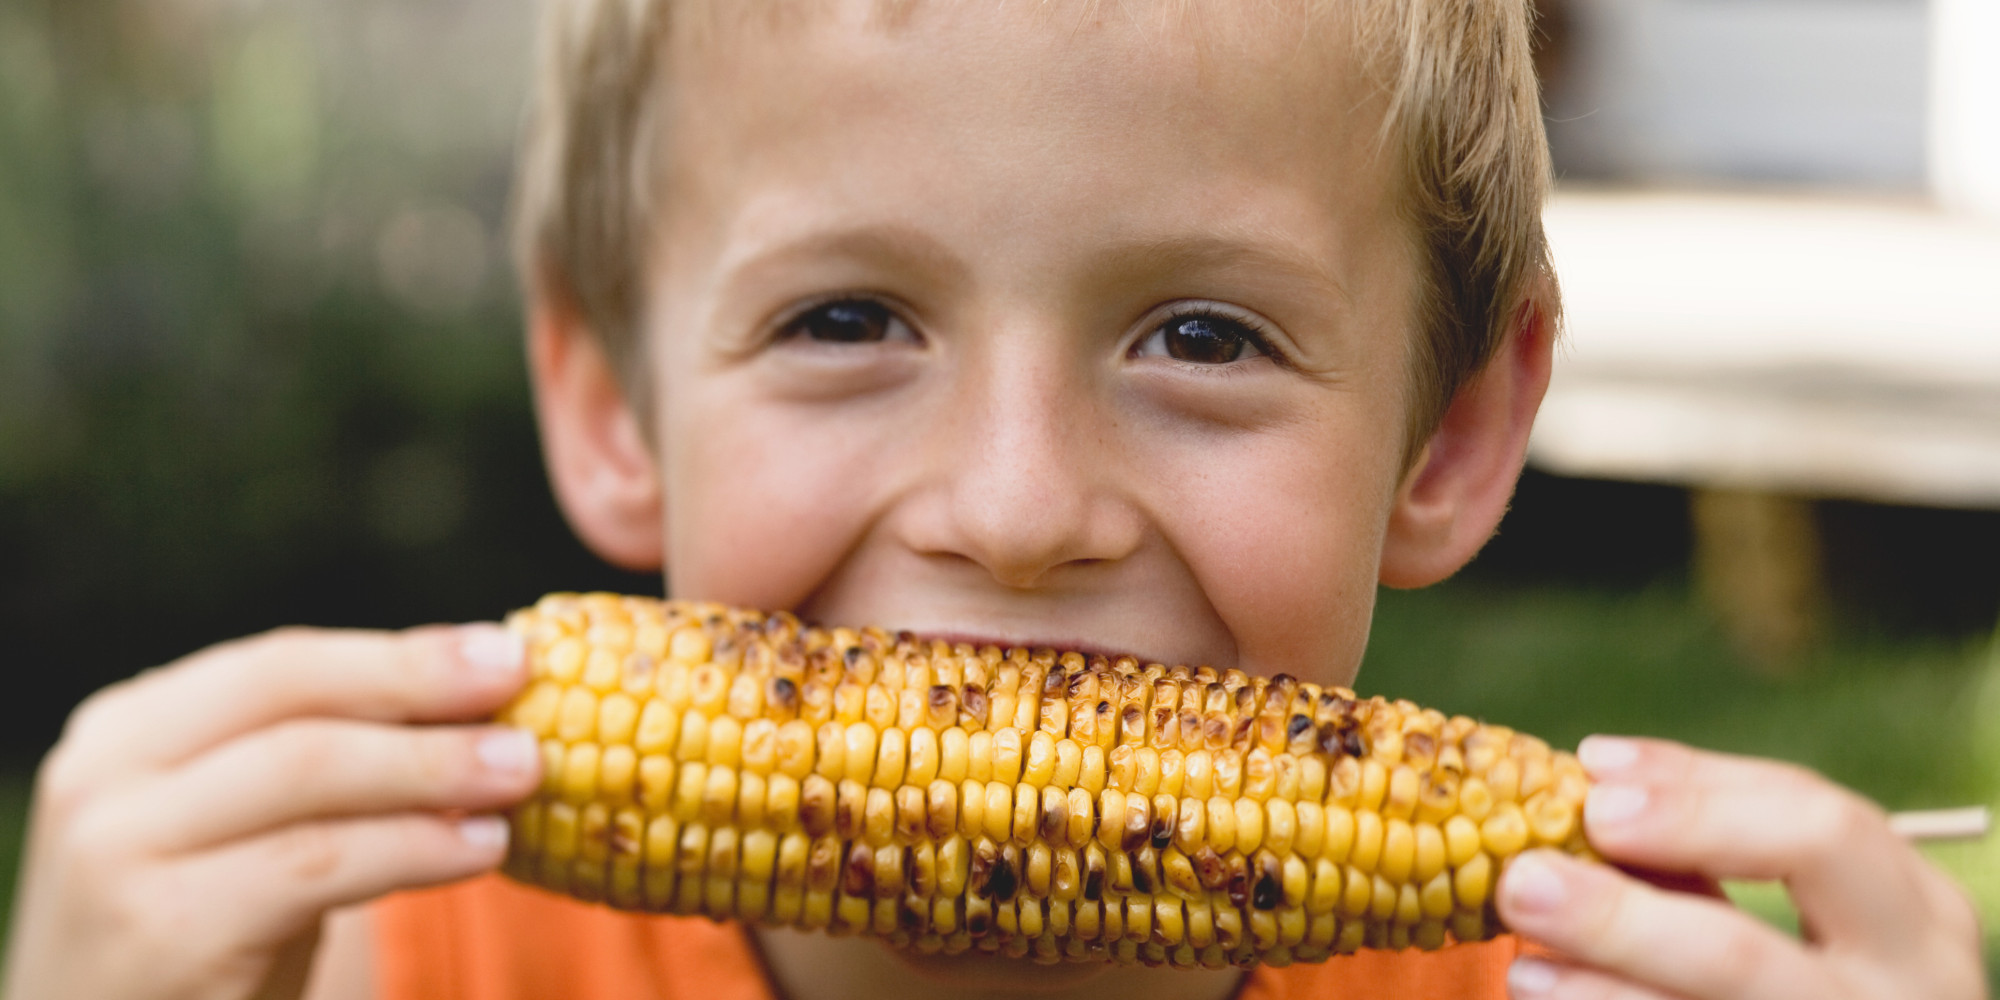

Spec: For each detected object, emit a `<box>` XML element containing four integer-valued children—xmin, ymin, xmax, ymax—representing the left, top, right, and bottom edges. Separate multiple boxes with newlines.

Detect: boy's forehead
<box><xmin>673</xmin><ymin>0</ymin><xmax>1360</xmax><ymax>55</ymax></box>
<box><xmin>663</xmin><ymin>0</ymin><xmax>1378</xmax><ymax>143</ymax></box>
<box><xmin>658</xmin><ymin>0</ymin><xmax>1397</xmax><ymax>242</ymax></box>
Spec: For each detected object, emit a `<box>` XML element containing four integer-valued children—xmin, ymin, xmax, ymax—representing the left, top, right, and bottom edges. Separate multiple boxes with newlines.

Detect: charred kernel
<box><xmin>1417</xmin><ymin>771</ymin><xmax>1459</xmax><ymax>824</ymax></box>
<box><xmin>1225</xmin><ymin>855</ymin><xmax>1252</xmax><ymax>910</ymax></box>
<box><xmin>926</xmin><ymin>685</ymin><xmax>957</xmax><ymax>727</ymax></box>
<box><xmin>835</xmin><ymin>780</ymin><xmax>867</xmax><ymax>840</ymax></box>
<box><xmin>961</xmin><ymin>685</ymin><xmax>989</xmax><ymax>727</ymax></box>
<box><xmin>1083</xmin><ymin>848</ymin><xmax>1108</xmax><ymax>902</ymax></box>
<box><xmin>1126</xmin><ymin>848</ymin><xmax>1156</xmax><ymax>894</ymax></box>
<box><xmin>844</xmin><ymin>842</ymin><xmax>877</xmax><ymax>897</ymax></box>
<box><xmin>965</xmin><ymin>896</ymin><xmax>993</xmax><ymax>937</ymax></box>
<box><xmin>768</xmin><ymin>676</ymin><xmax>799</xmax><ymax>713</ymax></box>
<box><xmin>1120</xmin><ymin>705</ymin><xmax>1145</xmax><ymax>744</ymax></box>
<box><xmin>970</xmin><ymin>839</ymin><xmax>998</xmax><ymax>896</ymax></box>
<box><xmin>1121</xmin><ymin>794</ymin><xmax>1153</xmax><ymax>852</ymax></box>
<box><xmin>1252</xmin><ymin>871</ymin><xmax>1282</xmax><ymax>911</ymax></box>
<box><xmin>1039</xmin><ymin>786</ymin><xmax>1069</xmax><ymax>844</ymax></box>
<box><xmin>1404</xmin><ymin>732</ymin><xmax>1436</xmax><ymax>769</ymax></box>
<box><xmin>895</xmin><ymin>785</ymin><xmax>927</xmax><ymax>843</ymax></box>
<box><xmin>1149</xmin><ymin>795</ymin><xmax>1177</xmax><ymax>849</ymax></box>
<box><xmin>799</xmin><ymin>775</ymin><xmax>837</xmax><ymax>837</ymax></box>
<box><xmin>805</xmin><ymin>836</ymin><xmax>842</xmax><ymax>892</ymax></box>
<box><xmin>987</xmin><ymin>847</ymin><xmax>1021</xmax><ymax>901</ymax></box>
<box><xmin>1193</xmin><ymin>846</ymin><xmax>1228</xmax><ymax>891</ymax></box>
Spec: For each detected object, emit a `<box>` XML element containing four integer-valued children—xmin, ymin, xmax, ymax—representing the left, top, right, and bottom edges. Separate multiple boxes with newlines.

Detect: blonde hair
<box><xmin>513</xmin><ymin>0</ymin><xmax>1557</xmax><ymax>442</ymax></box>
<box><xmin>1361</xmin><ymin>0</ymin><xmax>1557</xmax><ymax>447</ymax></box>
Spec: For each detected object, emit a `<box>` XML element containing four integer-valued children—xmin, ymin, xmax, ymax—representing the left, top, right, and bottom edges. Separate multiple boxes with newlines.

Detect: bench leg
<box><xmin>1689</xmin><ymin>488</ymin><xmax>1826</xmax><ymax>672</ymax></box>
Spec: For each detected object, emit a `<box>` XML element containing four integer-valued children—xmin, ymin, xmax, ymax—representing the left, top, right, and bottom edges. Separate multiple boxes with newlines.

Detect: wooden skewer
<box><xmin>1887</xmin><ymin>806</ymin><xmax>1991</xmax><ymax>842</ymax></box>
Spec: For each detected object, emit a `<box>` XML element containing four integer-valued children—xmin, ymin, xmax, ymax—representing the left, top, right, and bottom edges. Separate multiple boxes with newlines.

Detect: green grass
<box><xmin>1364</xmin><ymin>580</ymin><xmax>1998</xmax><ymax>808</ymax></box>
<box><xmin>1365</xmin><ymin>579</ymin><xmax>1999</xmax><ymax>990</ymax></box>
<box><xmin>0</xmin><ymin>580</ymin><xmax>1988</xmax><ymax>986</ymax></box>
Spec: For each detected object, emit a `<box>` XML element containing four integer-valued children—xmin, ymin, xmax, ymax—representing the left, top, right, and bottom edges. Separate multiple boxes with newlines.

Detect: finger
<box><xmin>126</xmin><ymin>721</ymin><xmax>541</xmax><ymax>852</ymax></box>
<box><xmin>176</xmin><ymin>811</ymin><xmax>509</xmax><ymax>951</ymax></box>
<box><xmin>1893</xmin><ymin>863</ymin><xmax>1991</xmax><ymax>997</ymax></box>
<box><xmin>1911</xmin><ymin>860</ymin><xmax>1986</xmax><ymax>950</ymax></box>
<box><xmin>53</xmin><ymin>624</ymin><xmax>526</xmax><ymax>782</ymax></box>
<box><xmin>1577</xmin><ymin>736</ymin><xmax>1804</xmax><ymax>792</ymax></box>
<box><xmin>1498</xmin><ymin>850</ymin><xmax>1830</xmax><ymax>1000</ymax></box>
<box><xmin>1575</xmin><ymin>736</ymin><xmax>1931</xmax><ymax>952</ymax></box>
<box><xmin>1505</xmin><ymin>956</ymin><xmax>1687</xmax><ymax>1000</ymax></box>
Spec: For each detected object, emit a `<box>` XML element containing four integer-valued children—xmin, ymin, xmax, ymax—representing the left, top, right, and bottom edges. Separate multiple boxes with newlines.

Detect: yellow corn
<box><xmin>497</xmin><ymin>593</ymin><xmax>1595</xmax><ymax>968</ymax></box>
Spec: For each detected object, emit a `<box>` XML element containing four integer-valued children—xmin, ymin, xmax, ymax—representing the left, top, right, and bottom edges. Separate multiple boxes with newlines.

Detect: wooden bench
<box><xmin>1530</xmin><ymin>191</ymin><xmax>2000</xmax><ymax>665</ymax></box>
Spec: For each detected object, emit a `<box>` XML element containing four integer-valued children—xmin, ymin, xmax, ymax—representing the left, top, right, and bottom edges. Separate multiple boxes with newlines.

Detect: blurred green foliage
<box><xmin>0</xmin><ymin>0</ymin><xmax>652</xmax><ymax>755</ymax></box>
<box><xmin>1366</xmin><ymin>581</ymin><xmax>1998</xmax><ymax>809</ymax></box>
<box><xmin>0</xmin><ymin>773</ymin><xmax>24</xmax><ymax>955</ymax></box>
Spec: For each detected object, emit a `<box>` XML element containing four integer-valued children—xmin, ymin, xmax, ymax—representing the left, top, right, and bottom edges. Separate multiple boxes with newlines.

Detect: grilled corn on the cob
<box><xmin>495</xmin><ymin>593</ymin><xmax>1593</xmax><ymax>968</ymax></box>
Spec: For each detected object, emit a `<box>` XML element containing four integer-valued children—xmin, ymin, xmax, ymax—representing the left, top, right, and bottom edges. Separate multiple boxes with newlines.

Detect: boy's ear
<box><xmin>1379</xmin><ymin>276</ymin><xmax>1557</xmax><ymax>589</ymax></box>
<box><xmin>527</xmin><ymin>293</ymin><xmax>665</xmax><ymax>572</ymax></box>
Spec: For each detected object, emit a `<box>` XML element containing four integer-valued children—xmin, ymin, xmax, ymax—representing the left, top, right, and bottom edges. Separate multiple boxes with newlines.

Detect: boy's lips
<box><xmin>911</xmin><ymin>630</ymin><xmax>1153</xmax><ymax>664</ymax></box>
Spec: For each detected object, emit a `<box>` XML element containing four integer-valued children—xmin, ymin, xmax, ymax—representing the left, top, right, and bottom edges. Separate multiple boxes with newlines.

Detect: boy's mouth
<box><xmin>913</xmin><ymin>631</ymin><xmax>1153</xmax><ymax>665</ymax></box>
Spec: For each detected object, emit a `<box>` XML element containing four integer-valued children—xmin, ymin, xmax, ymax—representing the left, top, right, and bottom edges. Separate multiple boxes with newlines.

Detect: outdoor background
<box><xmin>0</xmin><ymin>0</ymin><xmax>1995</xmax><ymax>987</ymax></box>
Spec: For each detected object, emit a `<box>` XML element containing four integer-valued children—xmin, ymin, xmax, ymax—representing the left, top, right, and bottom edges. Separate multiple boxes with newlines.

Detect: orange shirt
<box><xmin>375</xmin><ymin>876</ymin><xmax>1521</xmax><ymax>1000</ymax></box>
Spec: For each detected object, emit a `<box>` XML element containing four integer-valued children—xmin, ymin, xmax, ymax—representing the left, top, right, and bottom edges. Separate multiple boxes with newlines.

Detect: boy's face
<box><xmin>566</xmin><ymin>2</ymin><xmax>1489</xmax><ymax>689</ymax></box>
<box><xmin>643</xmin><ymin>2</ymin><xmax>1422</xmax><ymax>687</ymax></box>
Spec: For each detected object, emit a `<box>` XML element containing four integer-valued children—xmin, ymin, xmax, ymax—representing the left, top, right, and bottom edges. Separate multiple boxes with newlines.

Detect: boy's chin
<box><xmin>883</xmin><ymin>946</ymin><xmax>1116</xmax><ymax>993</ymax></box>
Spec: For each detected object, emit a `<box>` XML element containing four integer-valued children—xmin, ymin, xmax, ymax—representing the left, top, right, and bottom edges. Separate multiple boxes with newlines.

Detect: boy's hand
<box><xmin>1497</xmin><ymin>737</ymin><xmax>1988</xmax><ymax>1000</ymax></box>
<box><xmin>2</xmin><ymin>624</ymin><xmax>540</xmax><ymax>1000</ymax></box>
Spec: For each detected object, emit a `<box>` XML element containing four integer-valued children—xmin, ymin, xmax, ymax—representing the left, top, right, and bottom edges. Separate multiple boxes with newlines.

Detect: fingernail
<box><xmin>1507</xmin><ymin>956</ymin><xmax>1560</xmax><ymax>997</ymax></box>
<box><xmin>458</xmin><ymin>815</ymin><xmax>509</xmax><ymax>851</ymax></box>
<box><xmin>1586</xmin><ymin>784</ymin><xmax>1648</xmax><ymax>826</ymax></box>
<box><xmin>1503</xmin><ymin>852</ymin><xmax>1568</xmax><ymax>914</ymax></box>
<box><xmin>477</xmin><ymin>729</ymin><xmax>539</xmax><ymax>777</ymax></box>
<box><xmin>459</xmin><ymin>625</ymin><xmax>525</xmax><ymax>681</ymax></box>
<box><xmin>1578</xmin><ymin>735</ymin><xmax>1638</xmax><ymax>776</ymax></box>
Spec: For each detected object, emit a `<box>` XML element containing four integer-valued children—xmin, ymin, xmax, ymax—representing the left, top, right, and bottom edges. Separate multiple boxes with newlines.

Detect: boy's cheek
<box><xmin>1174</xmin><ymin>505</ymin><xmax>1381</xmax><ymax>687</ymax></box>
<box><xmin>1135</xmin><ymin>425</ymin><xmax>1399</xmax><ymax>685</ymax></box>
<box><xmin>661</xmin><ymin>399</ymin><xmax>893</xmax><ymax>610</ymax></box>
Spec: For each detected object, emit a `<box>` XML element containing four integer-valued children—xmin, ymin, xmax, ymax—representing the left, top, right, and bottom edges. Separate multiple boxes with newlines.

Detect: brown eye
<box><xmin>1135</xmin><ymin>314</ymin><xmax>1266</xmax><ymax>364</ymax></box>
<box><xmin>782</xmin><ymin>299</ymin><xmax>914</xmax><ymax>345</ymax></box>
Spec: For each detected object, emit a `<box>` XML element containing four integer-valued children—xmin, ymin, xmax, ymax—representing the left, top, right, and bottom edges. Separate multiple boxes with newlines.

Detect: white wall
<box><xmin>1546</xmin><ymin>0</ymin><xmax>1931</xmax><ymax>188</ymax></box>
<box><xmin>1931</xmin><ymin>0</ymin><xmax>2000</xmax><ymax>218</ymax></box>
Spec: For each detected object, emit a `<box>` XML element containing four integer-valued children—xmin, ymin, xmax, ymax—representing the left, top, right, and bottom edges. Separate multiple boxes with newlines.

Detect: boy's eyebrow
<box><xmin>717</xmin><ymin>222</ymin><xmax>971</xmax><ymax>294</ymax></box>
<box><xmin>1113</xmin><ymin>233</ymin><xmax>1353</xmax><ymax>305</ymax></box>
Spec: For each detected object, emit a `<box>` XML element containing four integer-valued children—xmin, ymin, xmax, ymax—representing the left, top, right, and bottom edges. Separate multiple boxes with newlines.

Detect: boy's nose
<box><xmin>910</xmin><ymin>347</ymin><xmax>1145</xmax><ymax>590</ymax></box>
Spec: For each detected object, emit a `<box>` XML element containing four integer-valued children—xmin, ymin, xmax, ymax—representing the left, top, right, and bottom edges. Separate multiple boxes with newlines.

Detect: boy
<box><xmin>4</xmin><ymin>2</ymin><xmax>1984</xmax><ymax>999</ymax></box>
